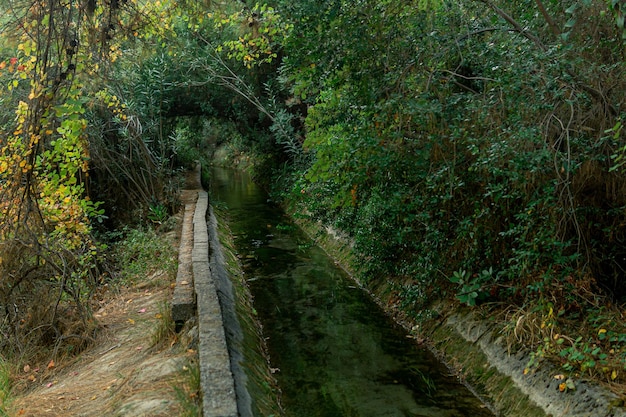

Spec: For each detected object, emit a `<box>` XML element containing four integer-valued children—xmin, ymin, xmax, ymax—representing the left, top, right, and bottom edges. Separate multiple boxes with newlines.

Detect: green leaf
<box><xmin>565</xmin><ymin>17</ymin><xmax>577</xmax><ymax>28</ymax></box>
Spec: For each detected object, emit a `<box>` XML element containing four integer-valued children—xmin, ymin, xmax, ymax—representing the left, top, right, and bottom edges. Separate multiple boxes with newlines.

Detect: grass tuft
<box><xmin>113</xmin><ymin>226</ymin><xmax>177</xmax><ymax>284</ymax></box>
<box><xmin>173</xmin><ymin>359</ymin><xmax>201</xmax><ymax>417</ymax></box>
<box><xmin>0</xmin><ymin>358</ymin><xmax>12</xmax><ymax>417</ymax></box>
<box><xmin>151</xmin><ymin>301</ymin><xmax>176</xmax><ymax>348</ymax></box>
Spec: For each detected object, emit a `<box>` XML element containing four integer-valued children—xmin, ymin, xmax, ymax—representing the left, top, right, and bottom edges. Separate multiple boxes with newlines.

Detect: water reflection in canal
<box><xmin>209</xmin><ymin>167</ymin><xmax>494</xmax><ymax>417</ymax></box>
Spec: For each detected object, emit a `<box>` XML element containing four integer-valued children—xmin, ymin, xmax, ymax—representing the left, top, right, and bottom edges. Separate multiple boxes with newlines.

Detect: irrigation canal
<box><xmin>209</xmin><ymin>166</ymin><xmax>494</xmax><ymax>417</ymax></box>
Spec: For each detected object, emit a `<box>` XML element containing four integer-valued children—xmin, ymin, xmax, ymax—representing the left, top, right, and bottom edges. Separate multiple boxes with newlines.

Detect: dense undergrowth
<box><xmin>3</xmin><ymin>0</ymin><xmax>626</xmax><ymax>403</ymax></box>
<box><xmin>207</xmin><ymin>0</ymin><xmax>626</xmax><ymax>391</ymax></box>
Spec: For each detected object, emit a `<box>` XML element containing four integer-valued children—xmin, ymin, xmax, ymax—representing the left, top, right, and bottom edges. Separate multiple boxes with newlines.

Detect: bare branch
<box><xmin>474</xmin><ymin>0</ymin><xmax>547</xmax><ymax>51</ymax></box>
<box><xmin>535</xmin><ymin>0</ymin><xmax>560</xmax><ymax>37</ymax></box>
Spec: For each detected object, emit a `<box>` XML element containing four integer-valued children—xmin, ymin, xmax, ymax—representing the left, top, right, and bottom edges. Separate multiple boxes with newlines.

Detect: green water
<box><xmin>209</xmin><ymin>167</ymin><xmax>494</xmax><ymax>417</ymax></box>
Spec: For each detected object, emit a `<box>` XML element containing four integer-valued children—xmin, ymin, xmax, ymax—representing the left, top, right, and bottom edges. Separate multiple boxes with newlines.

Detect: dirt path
<box><xmin>13</xmin><ymin>270</ymin><xmax>197</xmax><ymax>417</ymax></box>
<box><xmin>12</xmin><ymin>176</ymin><xmax>200</xmax><ymax>417</ymax></box>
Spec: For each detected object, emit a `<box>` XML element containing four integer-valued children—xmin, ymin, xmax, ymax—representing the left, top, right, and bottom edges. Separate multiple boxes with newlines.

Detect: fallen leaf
<box><xmin>138</xmin><ymin>308</ymin><xmax>146</xmax><ymax>313</ymax></box>
<box><xmin>559</xmin><ymin>382</ymin><xmax>566</xmax><ymax>392</ymax></box>
<box><xmin>612</xmin><ymin>370</ymin><xmax>618</xmax><ymax>380</ymax></box>
<box><xmin>180</xmin><ymin>280</ymin><xmax>189</xmax><ymax>285</ymax></box>
<box><xmin>47</xmin><ymin>359</ymin><xmax>55</xmax><ymax>370</ymax></box>
<box><xmin>136</xmin><ymin>346</ymin><xmax>143</xmax><ymax>350</ymax></box>
<box><xmin>23</xmin><ymin>365</ymin><xmax>30</xmax><ymax>373</ymax></box>
<box><xmin>46</xmin><ymin>382</ymin><xmax>54</xmax><ymax>388</ymax></box>
<box><xmin>554</xmin><ymin>374</ymin><xmax>565</xmax><ymax>380</ymax></box>
<box><xmin>28</xmin><ymin>375</ymin><xmax>36</xmax><ymax>382</ymax></box>
<box><xmin>91</xmin><ymin>395</ymin><xmax>97</xmax><ymax>400</ymax></box>
<box><xmin>154</xmin><ymin>313</ymin><xmax>163</xmax><ymax>319</ymax></box>
<box><xmin>127</xmin><ymin>318</ymin><xmax>135</xmax><ymax>325</ymax></box>
<box><xmin>565</xmin><ymin>378</ymin><xmax>576</xmax><ymax>391</ymax></box>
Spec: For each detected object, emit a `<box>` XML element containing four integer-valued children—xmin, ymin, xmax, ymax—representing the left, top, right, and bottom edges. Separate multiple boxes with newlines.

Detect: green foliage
<box><xmin>215</xmin><ymin>3</ymin><xmax>293</xmax><ymax>69</ymax></box>
<box><xmin>1</xmin><ymin>0</ymin><xmax>619</xmax><ymax>391</ymax></box>
<box><xmin>148</xmin><ymin>202</ymin><xmax>170</xmax><ymax>225</ymax></box>
<box><xmin>0</xmin><ymin>0</ymin><xmax>121</xmax><ymax>359</ymax></box>
<box><xmin>113</xmin><ymin>227</ymin><xmax>177</xmax><ymax>283</ymax></box>
<box><xmin>520</xmin><ymin>302</ymin><xmax>626</xmax><ymax>384</ymax></box>
<box><xmin>262</xmin><ymin>0</ymin><xmax>626</xmax><ymax>314</ymax></box>
<box><xmin>448</xmin><ymin>269</ymin><xmax>494</xmax><ymax>307</ymax></box>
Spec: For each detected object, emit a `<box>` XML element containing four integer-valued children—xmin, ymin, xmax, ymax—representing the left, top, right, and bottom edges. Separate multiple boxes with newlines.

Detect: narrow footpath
<box><xmin>11</xmin><ymin>165</ymin><xmax>232</xmax><ymax>417</ymax></box>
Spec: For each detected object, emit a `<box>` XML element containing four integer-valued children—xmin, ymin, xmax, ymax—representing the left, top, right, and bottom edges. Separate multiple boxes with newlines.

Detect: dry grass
<box><xmin>8</xmin><ymin>201</ymin><xmax>197</xmax><ymax>416</ymax></box>
<box><xmin>9</xmin><ymin>270</ymin><xmax>195</xmax><ymax>417</ymax></box>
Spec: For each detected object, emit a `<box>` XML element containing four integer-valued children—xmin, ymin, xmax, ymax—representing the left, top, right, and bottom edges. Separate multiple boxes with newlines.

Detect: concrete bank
<box><xmin>172</xmin><ymin>165</ymin><xmax>239</xmax><ymax>417</ymax></box>
<box><xmin>293</xmin><ymin>217</ymin><xmax>626</xmax><ymax>417</ymax></box>
<box><xmin>428</xmin><ymin>310</ymin><xmax>626</xmax><ymax>417</ymax></box>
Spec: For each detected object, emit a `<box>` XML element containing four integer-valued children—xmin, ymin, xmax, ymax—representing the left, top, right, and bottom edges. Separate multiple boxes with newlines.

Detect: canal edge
<box><xmin>205</xmin><ymin>166</ymin><xmax>285</xmax><ymax>417</ymax></box>
<box><xmin>173</xmin><ymin>164</ymin><xmax>239</xmax><ymax>417</ymax></box>
<box><xmin>291</xmin><ymin>214</ymin><xmax>626</xmax><ymax>417</ymax></box>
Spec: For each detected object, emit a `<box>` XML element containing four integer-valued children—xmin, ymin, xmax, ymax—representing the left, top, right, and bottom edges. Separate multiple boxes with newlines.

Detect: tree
<box><xmin>0</xmin><ymin>0</ymin><xmax>177</xmax><ymax>360</ymax></box>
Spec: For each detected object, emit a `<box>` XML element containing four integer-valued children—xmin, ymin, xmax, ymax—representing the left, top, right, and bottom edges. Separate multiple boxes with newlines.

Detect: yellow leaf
<box><xmin>612</xmin><ymin>370</ymin><xmax>618</xmax><ymax>380</ymax></box>
<box><xmin>127</xmin><ymin>318</ymin><xmax>135</xmax><ymax>325</ymax></box>
<box><xmin>598</xmin><ymin>328</ymin><xmax>607</xmax><ymax>335</ymax></box>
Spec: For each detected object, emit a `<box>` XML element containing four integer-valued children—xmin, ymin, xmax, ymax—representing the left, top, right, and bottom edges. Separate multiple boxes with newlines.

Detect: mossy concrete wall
<box><xmin>427</xmin><ymin>311</ymin><xmax>626</xmax><ymax>417</ymax></box>
<box><xmin>293</xmin><ymin>216</ymin><xmax>626</xmax><ymax>417</ymax></box>
<box><xmin>193</xmin><ymin>190</ymin><xmax>239</xmax><ymax>417</ymax></box>
<box><xmin>208</xmin><ymin>205</ymin><xmax>285</xmax><ymax>417</ymax></box>
<box><xmin>174</xmin><ymin>164</ymin><xmax>238</xmax><ymax>417</ymax></box>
